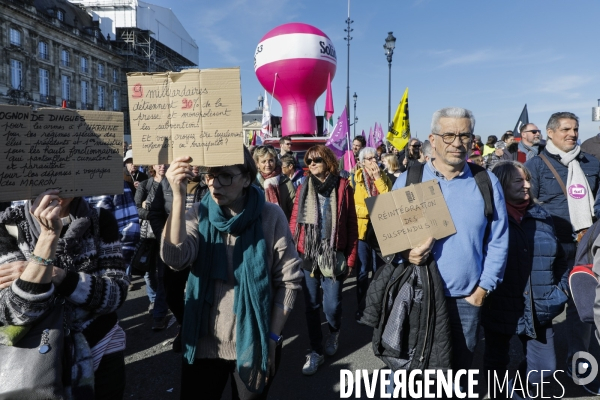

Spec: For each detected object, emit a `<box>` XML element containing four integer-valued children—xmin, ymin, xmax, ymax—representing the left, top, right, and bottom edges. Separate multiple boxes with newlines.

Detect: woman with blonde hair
<box><xmin>253</xmin><ymin>146</ymin><xmax>295</xmax><ymax>221</ymax></box>
<box><xmin>381</xmin><ymin>154</ymin><xmax>401</xmax><ymax>184</ymax></box>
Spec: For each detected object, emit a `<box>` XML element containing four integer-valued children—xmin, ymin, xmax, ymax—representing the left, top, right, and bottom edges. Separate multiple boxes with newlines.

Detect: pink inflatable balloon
<box><xmin>255</xmin><ymin>23</ymin><xmax>337</xmax><ymax>136</ymax></box>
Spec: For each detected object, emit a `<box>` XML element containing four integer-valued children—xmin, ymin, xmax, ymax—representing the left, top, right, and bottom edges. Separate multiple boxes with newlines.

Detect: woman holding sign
<box><xmin>0</xmin><ymin>192</ymin><xmax>129</xmax><ymax>399</ymax></box>
<box><xmin>289</xmin><ymin>145</ymin><xmax>358</xmax><ymax>376</ymax></box>
<box><xmin>482</xmin><ymin>161</ymin><xmax>569</xmax><ymax>396</ymax></box>
<box><xmin>161</xmin><ymin>147</ymin><xmax>302</xmax><ymax>399</ymax></box>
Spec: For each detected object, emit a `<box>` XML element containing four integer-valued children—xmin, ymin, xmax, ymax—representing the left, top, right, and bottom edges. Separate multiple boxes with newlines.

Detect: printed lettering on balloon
<box><xmin>319</xmin><ymin>41</ymin><xmax>337</xmax><ymax>61</ymax></box>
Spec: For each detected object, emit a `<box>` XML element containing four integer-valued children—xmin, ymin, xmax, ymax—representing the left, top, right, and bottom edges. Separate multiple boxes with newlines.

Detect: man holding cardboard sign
<box><xmin>391</xmin><ymin>107</ymin><xmax>508</xmax><ymax>386</ymax></box>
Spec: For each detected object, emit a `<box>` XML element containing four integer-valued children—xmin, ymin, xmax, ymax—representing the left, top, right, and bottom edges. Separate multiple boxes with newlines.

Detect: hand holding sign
<box><xmin>166</xmin><ymin>156</ymin><xmax>194</xmax><ymax>197</ymax></box>
<box><xmin>400</xmin><ymin>237</ymin><xmax>435</xmax><ymax>266</ymax></box>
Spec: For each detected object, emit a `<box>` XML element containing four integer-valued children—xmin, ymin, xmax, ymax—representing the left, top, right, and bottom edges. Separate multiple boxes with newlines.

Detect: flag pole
<box><xmin>270</xmin><ymin>73</ymin><xmax>278</xmax><ymax>137</ymax></box>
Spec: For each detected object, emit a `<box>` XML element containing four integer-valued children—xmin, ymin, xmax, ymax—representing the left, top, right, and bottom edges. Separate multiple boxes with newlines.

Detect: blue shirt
<box><xmin>85</xmin><ymin>182</ymin><xmax>140</xmax><ymax>269</ymax></box>
<box><xmin>392</xmin><ymin>161</ymin><xmax>508</xmax><ymax>297</ymax></box>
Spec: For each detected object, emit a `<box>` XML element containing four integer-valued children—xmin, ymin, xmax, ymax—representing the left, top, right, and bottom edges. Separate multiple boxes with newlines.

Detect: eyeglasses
<box><xmin>434</xmin><ymin>133</ymin><xmax>472</xmax><ymax>145</ymax></box>
<box><xmin>524</xmin><ymin>130</ymin><xmax>541</xmax><ymax>134</ymax></box>
<box><xmin>200</xmin><ymin>172</ymin><xmax>243</xmax><ymax>186</ymax></box>
<box><xmin>411</xmin><ymin>144</ymin><xmax>422</xmax><ymax>148</ymax></box>
<box><xmin>306</xmin><ymin>157</ymin><xmax>324</xmax><ymax>165</ymax></box>
<box><xmin>364</xmin><ymin>156</ymin><xmax>376</xmax><ymax>162</ymax></box>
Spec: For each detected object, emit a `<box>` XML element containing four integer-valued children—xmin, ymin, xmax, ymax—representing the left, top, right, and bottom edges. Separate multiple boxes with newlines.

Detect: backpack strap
<box><xmin>405</xmin><ymin>162</ymin><xmax>425</xmax><ymax>186</ymax></box>
<box><xmin>467</xmin><ymin>163</ymin><xmax>494</xmax><ymax>223</ymax></box>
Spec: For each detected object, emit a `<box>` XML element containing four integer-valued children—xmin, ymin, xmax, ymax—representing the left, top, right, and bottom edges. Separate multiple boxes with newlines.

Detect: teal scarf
<box><xmin>182</xmin><ymin>185</ymin><xmax>271</xmax><ymax>393</ymax></box>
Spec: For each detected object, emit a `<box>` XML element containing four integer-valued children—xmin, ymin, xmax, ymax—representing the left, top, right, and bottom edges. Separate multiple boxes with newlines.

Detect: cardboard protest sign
<box><xmin>0</xmin><ymin>105</ymin><xmax>123</xmax><ymax>202</ymax></box>
<box><xmin>127</xmin><ymin>68</ymin><xmax>244</xmax><ymax>166</ymax></box>
<box><xmin>365</xmin><ymin>179</ymin><xmax>456</xmax><ymax>256</ymax></box>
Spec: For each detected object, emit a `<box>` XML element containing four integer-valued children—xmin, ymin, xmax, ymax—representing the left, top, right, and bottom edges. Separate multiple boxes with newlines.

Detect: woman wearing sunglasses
<box><xmin>161</xmin><ymin>147</ymin><xmax>303</xmax><ymax>399</ymax></box>
<box><xmin>352</xmin><ymin>147</ymin><xmax>392</xmax><ymax>321</ymax></box>
<box><xmin>289</xmin><ymin>145</ymin><xmax>358</xmax><ymax>376</ymax></box>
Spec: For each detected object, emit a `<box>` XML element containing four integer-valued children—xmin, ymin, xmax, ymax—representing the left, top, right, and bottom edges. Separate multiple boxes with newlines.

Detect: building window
<box><xmin>61</xmin><ymin>75</ymin><xmax>70</xmax><ymax>100</ymax></box>
<box><xmin>10</xmin><ymin>59</ymin><xmax>22</xmax><ymax>89</ymax></box>
<box><xmin>98</xmin><ymin>63</ymin><xmax>105</xmax><ymax>78</ymax></box>
<box><xmin>98</xmin><ymin>85</ymin><xmax>105</xmax><ymax>108</ymax></box>
<box><xmin>81</xmin><ymin>81</ymin><xmax>89</xmax><ymax>105</ymax></box>
<box><xmin>57</xmin><ymin>10</ymin><xmax>64</xmax><ymax>21</ymax></box>
<box><xmin>61</xmin><ymin>50</ymin><xmax>70</xmax><ymax>67</ymax></box>
<box><xmin>113</xmin><ymin>68</ymin><xmax>118</xmax><ymax>83</ymax></box>
<box><xmin>39</xmin><ymin>69</ymin><xmax>49</xmax><ymax>96</ymax></box>
<box><xmin>113</xmin><ymin>89</ymin><xmax>119</xmax><ymax>111</ymax></box>
<box><xmin>9</xmin><ymin>28</ymin><xmax>21</xmax><ymax>46</ymax></box>
<box><xmin>38</xmin><ymin>41</ymin><xmax>49</xmax><ymax>60</ymax></box>
<box><xmin>80</xmin><ymin>57</ymin><xmax>88</xmax><ymax>73</ymax></box>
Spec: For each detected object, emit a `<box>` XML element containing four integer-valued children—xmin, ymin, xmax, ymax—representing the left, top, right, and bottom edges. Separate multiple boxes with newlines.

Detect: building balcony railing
<box><xmin>61</xmin><ymin>60</ymin><xmax>70</xmax><ymax>67</ymax></box>
<box><xmin>81</xmin><ymin>67</ymin><xmax>89</xmax><ymax>74</ymax></box>
<box><xmin>39</xmin><ymin>95</ymin><xmax>56</xmax><ymax>105</ymax></box>
<box><xmin>39</xmin><ymin>52</ymin><xmax>49</xmax><ymax>60</ymax></box>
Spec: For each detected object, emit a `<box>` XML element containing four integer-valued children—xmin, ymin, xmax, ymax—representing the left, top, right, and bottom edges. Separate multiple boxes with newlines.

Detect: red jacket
<box><xmin>289</xmin><ymin>177</ymin><xmax>359</xmax><ymax>268</ymax></box>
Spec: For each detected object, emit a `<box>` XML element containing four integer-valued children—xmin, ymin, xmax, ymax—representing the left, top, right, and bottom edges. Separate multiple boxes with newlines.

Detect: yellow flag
<box><xmin>386</xmin><ymin>87</ymin><xmax>410</xmax><ymax>151</ymax></box>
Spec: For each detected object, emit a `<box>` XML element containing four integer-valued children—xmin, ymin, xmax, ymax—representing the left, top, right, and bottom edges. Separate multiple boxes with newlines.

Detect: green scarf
<box><xmin>182</xmin><ymin>185</ymin><xmax>271</xmax><ymax>393</ymax></box>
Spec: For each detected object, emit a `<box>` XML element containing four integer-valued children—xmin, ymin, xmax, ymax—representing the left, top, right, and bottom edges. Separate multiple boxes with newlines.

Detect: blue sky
<box><xmin>153</xmin><ymin>0</ymin><xmax>599</xmax><ymax>142</ymax></box>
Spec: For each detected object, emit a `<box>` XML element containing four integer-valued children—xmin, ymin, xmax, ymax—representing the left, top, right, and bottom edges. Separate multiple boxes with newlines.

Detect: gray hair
<box><xmin>431</xmin><ymin>107</ymin><xmax>476</xmax><ymax>135</ymax></box>
<box><xmin>280</xmin><ymin>154</ymin><xmax>298</xmax><ymax>168</ymax></box>
<box><xmin>546</xmin><ymin>112</ymin><xmax>579</xmax><ymax>131</ymax></box>
<box><xmin>358</xmin><ymin>147</ymin><xmax>377</xmax><ymax>163</ymax></box>
<box><xmin>421</xmin><ymin>140</ymin><xmax>432</xmax><ymax>158</ymax></box>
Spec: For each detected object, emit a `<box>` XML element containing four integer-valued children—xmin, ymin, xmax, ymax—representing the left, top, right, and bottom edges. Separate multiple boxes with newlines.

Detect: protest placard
<box><xmin>127</xmin><ymin>68</ymin><xmax>244</xmax><ymax>166</ymax></box>
<box><xmin>0</xmin><ymin>105</ymin><xmax>123</xmax><ymax>202</ymax></box>
<box><xmin>365</xmin><ymin>179</ymin><xmax>456</xmax><ymax>256</ymax></box>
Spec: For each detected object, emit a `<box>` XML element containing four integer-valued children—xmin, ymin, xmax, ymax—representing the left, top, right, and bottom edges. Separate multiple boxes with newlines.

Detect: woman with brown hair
<box><xmin>161</xmin><ymin>147</ymin><xmax>302</xmax><ymax>399</ymax></box>
<box><xmin>289</xmin><ymin>145</ymin><xmax>358</xmax><ymax>376</ymax></box>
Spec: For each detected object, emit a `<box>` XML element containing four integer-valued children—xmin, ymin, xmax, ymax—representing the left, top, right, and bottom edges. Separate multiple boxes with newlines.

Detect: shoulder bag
<box><xmin>0</xmin><ymin>299</ymin><xmax>67</xmax><ymax>400</ymax></box>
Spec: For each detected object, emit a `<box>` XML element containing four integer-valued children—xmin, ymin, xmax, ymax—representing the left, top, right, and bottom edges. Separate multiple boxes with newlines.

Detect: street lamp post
<box><xmin>344</xmin><ymin>17</ymin><xmax>354</xmax><ymax>138</ymax></box>
<box><xmin>353</xmin><ymin>92</ymin><xmax>357</xmax><ymax>137</ymax></box>
<box><xmin>383</xmin><ymin>32</ymin><xmax>396</xmax><ymax>132</ymax></box>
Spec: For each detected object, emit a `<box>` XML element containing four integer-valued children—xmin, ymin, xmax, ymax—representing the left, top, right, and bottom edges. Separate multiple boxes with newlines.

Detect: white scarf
<box><xmin>545</xmin><ymin>140</ymin><xmax>594</xmax><ymax>231</ymax></box>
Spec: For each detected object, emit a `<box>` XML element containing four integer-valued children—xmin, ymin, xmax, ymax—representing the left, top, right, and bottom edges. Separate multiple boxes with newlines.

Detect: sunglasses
<box><xmin>306</xmin><ymin>157</ymin><xmax>324</xmax><ymax>165</ymax></box>
<box><xmin>411</xmin><ymin>144</ymin><xmax>422</xmax><ymax>148</ymax></box>
<box><xmin>524</xmin><ymin>130</ymin><xmax>541</xmax><ymax>134</ymax></box>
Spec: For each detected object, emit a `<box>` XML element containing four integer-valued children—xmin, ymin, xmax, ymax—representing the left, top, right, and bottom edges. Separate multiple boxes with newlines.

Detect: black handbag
<box><xmin>0</xmin><ymin>302</ymin><xmax>66</xmax><ymax>400</ymax></box>
<box><xmin>131</xmin><ymin>237</ymin><xmax>158</xmax><ymax>275</ymax></box>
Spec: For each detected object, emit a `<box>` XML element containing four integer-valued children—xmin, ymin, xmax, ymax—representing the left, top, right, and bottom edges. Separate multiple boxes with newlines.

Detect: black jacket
<box><xmin>361</xmin><ymin>258</ymin><xmax>452</xmax><ymax>371</ymax></box>
<box><xmin>148</xmin><ymin>179</ymin><xmax>207</xmax><ymax>238</ymax></box>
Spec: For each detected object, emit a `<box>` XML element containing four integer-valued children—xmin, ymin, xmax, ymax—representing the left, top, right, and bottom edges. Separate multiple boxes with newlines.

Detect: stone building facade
<box><xmin>0</xmin><ymin>0</ymin><xmax>125</xmax><ymax>112</ymax></box>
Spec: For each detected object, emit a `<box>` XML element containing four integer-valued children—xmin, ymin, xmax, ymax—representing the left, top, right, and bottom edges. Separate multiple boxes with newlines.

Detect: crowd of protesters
<box><xmin>3</xmin><ymin>107</ymin><xmax>600</xmax><ymax>399</ymax></box>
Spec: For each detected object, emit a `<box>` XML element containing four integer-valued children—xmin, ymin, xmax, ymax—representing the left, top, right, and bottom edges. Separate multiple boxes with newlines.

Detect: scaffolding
<box><xmin>115</xmin><ymin>27</ymin><xmax>192</xmax><ymax>72</ymax></box>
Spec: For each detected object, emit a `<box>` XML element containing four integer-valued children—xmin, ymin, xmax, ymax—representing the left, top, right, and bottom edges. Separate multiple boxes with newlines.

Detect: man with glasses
<box><xmin>278</xmin><ymin>137</ymin><xmax>296</xmax><ymax>160</ymax></box>
<box><xmin>517</xmin><ymin>123</ymin><xmax>544</xmax><ymax>162</ymax></box>
<box><xmin>397</xmin><ymin>138</ymin><xmax>423</xmax><ymax>172</ymax></box>
<box><xmin>391</xmin><ymin>107</ymin><xmax>508</xmax><ymax>389</ymax></box>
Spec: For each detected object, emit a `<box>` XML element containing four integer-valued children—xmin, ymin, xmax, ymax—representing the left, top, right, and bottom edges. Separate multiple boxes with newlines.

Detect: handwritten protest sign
<box><xmin>0</xmin><ymin>105</ymin><xmax>123</xmax><ymax>202</ymax></box>
<box><xmin>365</xmin><ymin>179</ymin><xmax>456</xmax><ymax>257</ymax></box>
<box><xmin>127</xmin><ymin>68</ymin><xmax>244</xmax><ymax>166</ymax></box>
